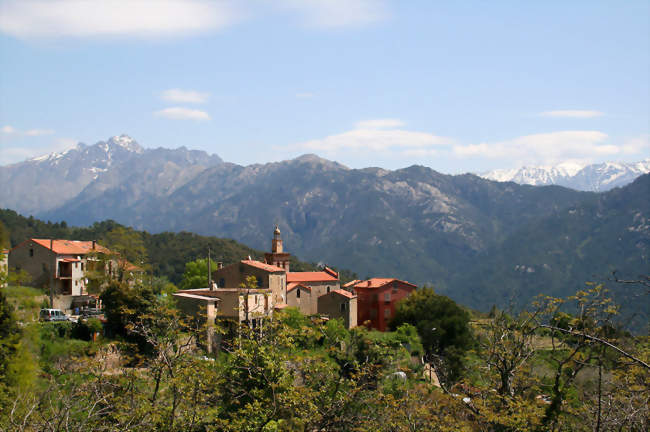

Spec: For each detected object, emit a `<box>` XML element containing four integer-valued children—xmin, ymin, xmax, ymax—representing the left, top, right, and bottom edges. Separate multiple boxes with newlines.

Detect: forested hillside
<box><xmin>0</xmin><ymin>210</ymin><xmax>325</xmax><ymax>285</ymax></box>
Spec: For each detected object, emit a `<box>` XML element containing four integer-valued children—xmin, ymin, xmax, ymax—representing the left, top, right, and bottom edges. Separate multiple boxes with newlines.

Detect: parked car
<box><xmin>39</xmin><ymin>308</ymin><xmax>69</xmax><ymax>322</ymax></box>
<box><xmin>80</xmin><ymin>308</ymin><xmax>104</xmax><ymax>319</ymax></box>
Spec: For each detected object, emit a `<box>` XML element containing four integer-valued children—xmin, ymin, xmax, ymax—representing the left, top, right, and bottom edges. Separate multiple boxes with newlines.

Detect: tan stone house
<box><xmin>8</xmin><ymin>238</ymin><xmax>113</xmax><ymax>311</ymax></box>
<box><xmin>317</xmin><ymin>289</ymin><xmax>358</xmax><ymax>329</ymax></box>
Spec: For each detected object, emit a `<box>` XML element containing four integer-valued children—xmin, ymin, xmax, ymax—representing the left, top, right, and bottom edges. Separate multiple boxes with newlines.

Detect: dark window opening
<box><xmin>296</xmin><ymin>289</ymin><xmax>300</xmax><ymax>299</ymax></box>
<box><xmin>29</xmin><ymin>249</ymin><xmax>34</xmax><ymax>257</ymax></box>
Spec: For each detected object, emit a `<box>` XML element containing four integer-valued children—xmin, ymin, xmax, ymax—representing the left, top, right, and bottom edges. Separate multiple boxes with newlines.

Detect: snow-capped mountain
<box><xmin>480</xmin><ymin>159</ymin><xmax>650</xmax><ymax>191</ymax></box>
<box><xmin>0</xmin><ymin>135</ymin><xmax>223</xmax><ymax>215</ymax></box>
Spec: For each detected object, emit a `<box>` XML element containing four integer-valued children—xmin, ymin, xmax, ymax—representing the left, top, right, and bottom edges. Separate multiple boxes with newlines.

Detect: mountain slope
<box><xmin>449</xmin><ymin>174</ymin><xmax>650</xmax><ymax>327</ymax></box>
<box><xmin>480</xmin><ymin>159</ymin><xmax>650</xmax><ymax>191</ymax></box>
<box><xmin>43</xmin><ymin>154</ymin><xmax>592</xmax><ymax>291</ymax></box>
<box><xmin>0</xmin><ymin>135</ymin><xmax>223</xmax><ymax>216</ymax></box>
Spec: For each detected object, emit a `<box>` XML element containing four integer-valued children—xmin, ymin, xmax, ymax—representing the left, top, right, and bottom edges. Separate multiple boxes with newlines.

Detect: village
<box><xmin>3</xmin><ymin>226</ymin><xmax>418</xmax><ymax>343</ymax></box>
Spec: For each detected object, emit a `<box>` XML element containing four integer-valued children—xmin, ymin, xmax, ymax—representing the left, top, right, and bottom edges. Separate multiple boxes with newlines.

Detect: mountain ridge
<box><xmin>480</xmin><ymin>159</ymin><xmax>650</xmax><ymax>191</ymax></box>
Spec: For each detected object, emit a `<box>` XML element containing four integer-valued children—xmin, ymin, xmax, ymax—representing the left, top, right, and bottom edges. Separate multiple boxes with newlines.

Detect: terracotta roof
<box><xmin>287</xmin><ymin>271</ymin><xmax>338</xmax><ymax>283</ymax></box>
<box><xmin>329</xmin><ymin>289</ymin><xmax>356</xmax><ymax>299</ymax></box>
<box><xmin>348</xmin><ymin>278</ymin><xmax>417</xmax><ymax>290</ymax></box>
<box><xmin>31</xmin><ymin>239</ymin><xmax>110</xmax><ymax>255</ymax></box>
<box><xmin>287</xmin><ymin>282</ymin><xmax>311</xmax><ymax>293</ymax></box>
<box><xmin>241</xmin><ymin>259</ymin><xmax>285</xmax><ymax>273</ymax></box>
<box><xmin>343</xmin><ymin>279</ymin><xmax>361</xmax><ymax>288</ymax></box>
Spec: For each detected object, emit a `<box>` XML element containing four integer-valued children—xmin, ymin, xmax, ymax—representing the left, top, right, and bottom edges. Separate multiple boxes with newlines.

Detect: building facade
<box><xmin>346</xmin><ymin>278</ymin><xmax>417</xmax><ymax>331</ymax></box>
<box><xmin>8</xmin><ymin>239</ymin><xmax>112</xmax><ymax>310</ymax></box>
<box><xmin>317</xmin><ymin>289</ymin><xmax>358</xmax><ymax>329</ymax></box>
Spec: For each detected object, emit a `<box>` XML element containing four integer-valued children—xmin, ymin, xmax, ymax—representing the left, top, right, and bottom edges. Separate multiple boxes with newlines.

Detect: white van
<box><xmin>39</xmin><ymin>308</ymin><xmax>69</xmax><ymax>322</ymax></box>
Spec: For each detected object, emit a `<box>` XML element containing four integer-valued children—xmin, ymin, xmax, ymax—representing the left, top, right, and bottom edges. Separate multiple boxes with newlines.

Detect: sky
<box><xmin>0</xmin><ymin>0</ymin><xmax>648</xmax><ymax>173</ymax></box>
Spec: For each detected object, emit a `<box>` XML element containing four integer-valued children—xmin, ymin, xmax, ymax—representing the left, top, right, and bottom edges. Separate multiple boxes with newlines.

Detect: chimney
<box><xmin>50</xmin><ymin>239</ymin><xmax>53</xmax><ymax>250</ymax></box>
<box><xmin>217</xmin><ymin>262</ymin><xmax>223</xmax><ymax>269</ymax></box>
<box><xmin>92</xmin><ymin>240</ymin><xmax>96</xmax><ymax>250</ymax></box>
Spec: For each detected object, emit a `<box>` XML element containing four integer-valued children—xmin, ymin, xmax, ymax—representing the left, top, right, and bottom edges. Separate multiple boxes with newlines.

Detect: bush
<box><xmin>71</xmin><ymin>319</ymin><xmax>103</xmax><ymax>341</ymax></box>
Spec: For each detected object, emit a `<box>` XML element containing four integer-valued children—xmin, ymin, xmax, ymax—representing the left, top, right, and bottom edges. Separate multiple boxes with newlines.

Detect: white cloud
<box><xmin>0</xmin><ymin>0</ymin><xmax>240</xmax><ymax>39</ymax></box>
<box><xmin>620</xmin><ymin>134</ymin><xmax>650</xmax><ymax>155</ymax></box>
<box><xmin>161</xmin><ymin>89</ymin><xmax>210</xmax><ymax>104</ymax></box>
<box><xmin>154</xmin><ymin>107</ymin><xmax>210</xmax><ymax>121</ymax></box>
<box><xmin>294</xmin><ymin>120</ymin><xmax>451</xmax><ymax>155</ymax></box>
<box><xmin>453</xmin><ymin>130</ymin><xmax>620</xmax><ymax>165</ymax></box>
<box><xmin>540</xmin><ymin>110</ymin><xmax>604</xmax><ymax>118</ymax></box>
<box><xmin>2</xmin><ymin>125</ymin><xmax>54</xmax><ymax>136</ymax></box>
<box><xmin>355</xmin><ymin>118</ymin><xmax>405</xmax><ymax>129</ymax></box>
<box><xmin>276</xmin><ymin>0</ymin><xmax>389</xmax><ymax>28</ymax></box>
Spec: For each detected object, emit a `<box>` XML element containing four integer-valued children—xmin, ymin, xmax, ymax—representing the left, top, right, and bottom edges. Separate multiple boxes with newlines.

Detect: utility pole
<box><xmin>207</xmin><ymin>246</ymin><xmax>212</xmax><ymax>290</ymax></box>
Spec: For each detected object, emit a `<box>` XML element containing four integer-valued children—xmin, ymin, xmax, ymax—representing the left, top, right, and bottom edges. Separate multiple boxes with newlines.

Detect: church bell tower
<box><xmin>265</xmin><ymin>225</ymin><xmax>291</xmax><ymax>271</ymax></box>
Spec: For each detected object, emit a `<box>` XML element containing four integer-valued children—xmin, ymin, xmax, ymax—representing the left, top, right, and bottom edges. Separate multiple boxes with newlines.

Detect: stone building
<box><xmin>8</xmin><ymin>238</ymin><xmax>113</xmax><ymax>311</ymax></box>
<box><xmin>345</xmin><ymin>278</ymin><xmax>417</xmax><ymax>331</ymax></box>
<box><xmin>317</xmin><ymin>289</ymin><xmax>358</xmax><ymax>329</ymax></box>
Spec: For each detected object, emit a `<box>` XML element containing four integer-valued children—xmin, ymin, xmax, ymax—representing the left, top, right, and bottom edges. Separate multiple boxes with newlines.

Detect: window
<box><xmin>81</xmin><ymin>263</ymin><xmax>84</xmax><ymax>271</ymax></box>
<box><xmin>384</xmin><ymin>292</ymin><xmax>391</xmax><ymax>302</ymax></box>
<box><xmin>327</xmin><ymin>286</ymin><xmax>330</xmax><ymax>293</ymax></box>
<box><xmin>29</xmin><ymin>248</ymin><xmax>34</xmax><ymax>257</ymax></box>
<box><xmin>340</xmin><ymin>303</ymin><xmax>346</xmax><ymax>312</ymax></box>
<box><xmin>296</xmin><ymin>289</ymin><xmax>301</xmax><ymax>299</ymax></box>
<box><xmin>257</xmin><ymin>277</ymin><xmax>262</xmax><ymax>287</ymax></box>
<box><xmin>219</xmin><ymin>278</ymin><xmax>225</xmax><ymax>288</ymax></box>
<box><xmin>384</xmin><ymin>308</ymin><xmax>391</xmax><ymax>319</ymax></box>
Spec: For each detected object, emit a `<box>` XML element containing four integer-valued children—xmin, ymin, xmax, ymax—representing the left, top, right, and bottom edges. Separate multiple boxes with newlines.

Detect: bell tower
<box><xmin>265</xmin><ymin>225</ymin><xmax>291</xmax><ymax>271</ymax></box>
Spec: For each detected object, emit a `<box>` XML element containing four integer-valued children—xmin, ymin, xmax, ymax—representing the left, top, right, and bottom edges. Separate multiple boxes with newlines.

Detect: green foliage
<box><xmin>0</xmin><ymin>288</ymin><xmax>21</xmax><ymax>402</ymax></box>
<box><xmin>7</xmin><ymin>268</ymin><xmax>32</xmax><ymax>287</ymax></box>
<box><xmin>179</xmin><ymin>257</ymin><xmax>217</xmax><ymax>290</ymax></box>
<box><xmin>100</xmin><ymin>280</ymin><xmax>157</xmax><ymax>357</ymax></box>
<box><xmin>71</xmin><ymin>318</ymin><xmax>103</xmax><ymax>341</ymax></box>
<box><xmin>390</xmin><ymin>287</ymin><xmax>473</xmax><ymax>382</ymax></box>
<box><xmin>0</xmin><ymin>210</ymin><xmax>328</xmax><ymax>287</ymax></box>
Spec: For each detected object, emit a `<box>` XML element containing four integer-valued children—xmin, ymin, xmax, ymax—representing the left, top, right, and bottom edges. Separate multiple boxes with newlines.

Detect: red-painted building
<box><xmin>345</xmin><ymin>278</ymin><xmax>417</xmax><ymax>331</ymax></box>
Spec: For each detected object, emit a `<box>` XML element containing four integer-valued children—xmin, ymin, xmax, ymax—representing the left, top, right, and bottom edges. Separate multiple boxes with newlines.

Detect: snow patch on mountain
<box><xmin>480</xmin><ymin>159</ymin><xmax>650</xmax><ymax>191</ymax></box>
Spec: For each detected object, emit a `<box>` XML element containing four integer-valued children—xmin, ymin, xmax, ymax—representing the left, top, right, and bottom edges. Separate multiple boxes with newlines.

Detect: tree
<box><xmin>0</xmin><ymin>288</ymin><xmax>20</xmax><ymax>404</ymax></box>
<box><xmin>390</xmin><ymin>287</ymin><xmax>473</xmax><ymax>383</ymax></box>
<box><xmin>100</xmin><ymin>280</ymin><xmax>157</xmax><ymax>357</ymax></box>
<box><xmin>179</xmin><ymin>258</ymin><xmax>217</xmax><ymax>291</ymax></box>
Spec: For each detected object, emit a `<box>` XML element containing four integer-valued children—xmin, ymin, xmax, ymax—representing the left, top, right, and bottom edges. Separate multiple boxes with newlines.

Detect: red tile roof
<box><xmin>330</xmin><ymin>289</ymin><xmax>356</xmax><ymax>299</ymax></box>
<box><xmin>31</xmin><ymin>239</ymin><xmax>110</xmax><ymax>255</ymax></box>
<box><xmin>241</xmin><ymin>260</ymin><xmax>285</xmax><ymax>273</ymax></box>
<box><xmin>348</xmin><ymin>278</ymin><xmax>417</xmax><ymax>290</ymax></box>
<box><xmin>286</xmin><ymin>271</ymin><xmax>338</xmax><ymax>283</ymax></box>
<box><xmin>343</xmin><ymin>279</ymin><xmax>361</xmax><ymax>288</ymax></box>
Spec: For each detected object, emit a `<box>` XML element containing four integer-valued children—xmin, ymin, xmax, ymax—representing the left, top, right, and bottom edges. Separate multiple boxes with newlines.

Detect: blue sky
<box><xmin>1</xmin><ymin>0</ymin><xmax>648</xmax><ymax>173</ymax></box>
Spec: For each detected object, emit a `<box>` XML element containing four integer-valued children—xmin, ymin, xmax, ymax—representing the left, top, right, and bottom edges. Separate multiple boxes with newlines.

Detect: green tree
<box><xmin>0</xmin><ymin>288</ymin><xmax>20</xmax><ymax>404</ymax></box>
<box><xmin>390</xmin><ymin>287</ymin><xmax>473</xmax><ymax>383</ymax></box>
<box><xmin>100</xmin><ymin>280</ymin><xmax>157</xmax><ymax>357</ymax></box>
<box><xmin>179</xmin><ymin>258</ymin><xmax>217</xmax><ymax>290</ymax></box>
